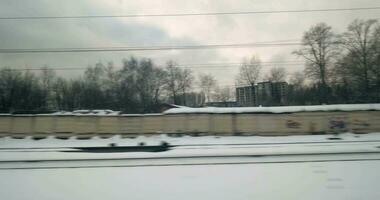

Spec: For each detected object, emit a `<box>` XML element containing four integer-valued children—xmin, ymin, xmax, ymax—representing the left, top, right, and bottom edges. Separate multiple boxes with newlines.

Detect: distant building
<box><xmin>236</xmin><ymin>86</ymin><xmax>256</xmax><ymax>106</ymax></box>
<box><xmin>236</xmin><ymin>81</ymin><xmax>288</xmax><ymax>107</ymax></box>
<box><xmin>256</xmin><ymin>81</ymin><xmax>273</xmax><ymax>106</ymax></box>
<box><xmin>272</xmin><ymin>82</ymin><xmax>288</xmax><ymax>106</ymax></box>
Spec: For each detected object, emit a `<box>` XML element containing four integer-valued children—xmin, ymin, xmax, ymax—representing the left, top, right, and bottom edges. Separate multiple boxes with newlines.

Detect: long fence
<box><xmin>0</xmin><ymin>110</ymin><xmax>379</xmax><ymax>137</ymax></box>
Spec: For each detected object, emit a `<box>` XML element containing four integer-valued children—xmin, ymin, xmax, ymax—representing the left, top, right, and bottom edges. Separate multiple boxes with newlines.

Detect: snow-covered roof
<box><xmin>164</xmin><ymin>104</ymin><xmax>380</xmax><ymax>114</ymax></box>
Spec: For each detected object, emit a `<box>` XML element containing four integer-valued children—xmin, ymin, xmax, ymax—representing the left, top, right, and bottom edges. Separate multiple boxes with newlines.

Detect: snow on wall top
<box><xmin>164</xmin><ymin>104</ymin><xmax>380</xmax><ymax>114</ymax></box>
<box><xmin>1</xmin><ymin>104</ymin><xmax>380</xmax><ymax>116</ymax></box>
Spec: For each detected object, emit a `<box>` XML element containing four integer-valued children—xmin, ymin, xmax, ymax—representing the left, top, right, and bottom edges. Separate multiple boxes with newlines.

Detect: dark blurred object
<box><xmin>11</xmin><ymin>110</ymin><xmax>57</xmax><ymax>114</ymax></box>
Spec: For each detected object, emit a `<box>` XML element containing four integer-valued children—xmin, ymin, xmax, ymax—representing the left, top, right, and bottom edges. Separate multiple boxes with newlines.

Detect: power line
<box><xmin>1</xmin><ymin>39</ymin><xmax>355</xmax><ymax>54</ymax></box>
<box><xmin>1</xmin><ymin>38</ymin><xmax>364</xmax><ymax>54</ymax></box>
<box><xmin>186</xmin><ymin>65</ymin><xmax>305</xmax><ymax>70</ymax></box>
<box><xmin>180</xmin><ymin>60</ymin><xmax>303</xmax><ymax>66</ymax></box>
<box><xmin>183</xmin><ymin>63</ymin><xmax>305</xmax><ymax>68</ymax></box>
<box><xmin>0</xmin><ymin>41</ymin><xmax>303</xmax><ymax>53</ymax></box>
<box><xmin>2</xmin><ymin>60</ymin><xmax>306</xmax><ymax>71</ymax></box>
<box><xmin>1</xmin><ymin>6</ymin><xmax>380</xmax><ymax>20</ymax></box>
<box><xmin>5</xmin><ymin>62</ymin><xmax>305</xmax><ymax>71</ymax></box>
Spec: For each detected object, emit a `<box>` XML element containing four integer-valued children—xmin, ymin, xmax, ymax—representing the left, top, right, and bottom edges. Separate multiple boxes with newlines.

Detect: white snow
<box><xmin>1</xmin><ymin>133</ymin><xmax>380</xmax><ymax>200</ymax></box>
<box><xmin>0</xmin><ymin>161</ymin><xmax>379</xmax><ymax>200</ymax></box>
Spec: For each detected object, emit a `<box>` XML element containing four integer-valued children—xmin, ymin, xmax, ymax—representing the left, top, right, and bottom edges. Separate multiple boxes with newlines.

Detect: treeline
<box><xmin>0</xmin><ymin>58</ymin><xmax>178</xmax><ymax>113</ymax></box>
<box><xmin>0</xmin><ymin>58</ymin><xmax>234</xmax><ymax>113</ymax></box>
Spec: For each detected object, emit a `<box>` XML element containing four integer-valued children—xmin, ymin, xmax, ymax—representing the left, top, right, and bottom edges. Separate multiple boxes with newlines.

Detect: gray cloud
<box><xmin>0</xmin><ymin>0</ymin><xmax>379</xmax><ymax>83</ymax></box>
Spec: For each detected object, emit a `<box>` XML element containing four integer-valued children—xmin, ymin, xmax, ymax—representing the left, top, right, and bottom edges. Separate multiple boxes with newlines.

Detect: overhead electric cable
<box><xmin>0</xmin><ymin>6</ymin><xmax>379</xmax><ymax>20</ymax></box>
<box><xmin>0</xmin><ymin>41</ymin><xmax>306</xmax><ymax>53</ymax></box>
<box><xmin>6</xmin><ymin>62</ymin><xmax>305</xmax><ymax>71</ymax></box>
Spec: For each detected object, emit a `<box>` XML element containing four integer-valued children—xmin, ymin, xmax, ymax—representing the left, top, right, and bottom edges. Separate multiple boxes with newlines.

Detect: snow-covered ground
<box><xmin>1</xmin><ymin>161</ymin><xmax>379</xmax><ymax>200</ymax></box>
<box><xmin>1</xmin><ymin>133</ymin><xmax>380</xmax><ymax>199</ymax></box>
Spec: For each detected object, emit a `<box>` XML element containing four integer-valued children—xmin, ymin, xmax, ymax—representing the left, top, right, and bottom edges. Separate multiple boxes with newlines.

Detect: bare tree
<box><xmin>198</xmin><ymin>73</ymin><xmax>217</xmax><ymax>102</ymax></box>
<box><xmin>178</xmin><ymin>68</ymin><xmax>194</xmax><ymax>106</ymax></box>
<box><xmin>152</xmin><ymin>68</ymin><xmax>168</xmax><ymax>105</ymax></box>
<box><xmin>236</xmin><ymin>55</ymin><xmax>262</xmax><ymax>87</ymax></box>
<box><xmin>293</xmin><ymin>23</ymin><xmax>339</xmax><ymax>103</ymax></box>
<box><xmin>266</xmin><ymin>67</ymin><xmax>287</xmax><ymax>82</ymax></box>
<box><xmin>40</xmin><ymin>66</ymin><xmax>56</xmax><ymax>110</ymax></box>
<box><xmin>53</xmin><ymin>77</ymin><xmax>70</xmax><ymax>110</ymax></box>
<box><xmin>101</xmin><ymin>62</ymin><xmax>120</xmax><ymax>110</ymax></box>
<box><xmin>164</xmin><ymin>61</ymin><xmax>182</xmax><ymax>105</ymax></box>
<box><xmin>164</xmin><ymin>61</ymin><xmax>194</xmax><ymax>105</ymax></box>
<box><xmin>136</xmin><ymin>59</ymin><xmax>156</xmax><ymax>111</ymax></box>
<box><xmin>338</xmin><ymin>19</ymin><xmax>380</xmax><ymax>101</ymax></box>
<box><xmin>82</xmin><ymin>63</ymin><xmax>107</xmax><ymax>109</ymax></box>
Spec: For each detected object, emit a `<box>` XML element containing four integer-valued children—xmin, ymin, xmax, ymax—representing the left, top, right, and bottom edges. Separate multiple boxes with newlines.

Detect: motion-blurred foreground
<box><xmin>1</xmin><ymin>104</ymin><xmax>380</xmax><ymax>200</ymax></box>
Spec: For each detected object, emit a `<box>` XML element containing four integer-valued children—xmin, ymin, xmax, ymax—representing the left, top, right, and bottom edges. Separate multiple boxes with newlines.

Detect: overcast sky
<box><xmin>0</xmin><ymin>0</ymin><xmax>379</xmax><ymax>86</ymax></box>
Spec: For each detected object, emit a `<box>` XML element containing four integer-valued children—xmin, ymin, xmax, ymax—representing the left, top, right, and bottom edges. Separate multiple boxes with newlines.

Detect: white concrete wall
<box><xmin>0</xmin><ymin>111</ymin><xmax>379</xmax><ymax>136</ymax></box>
